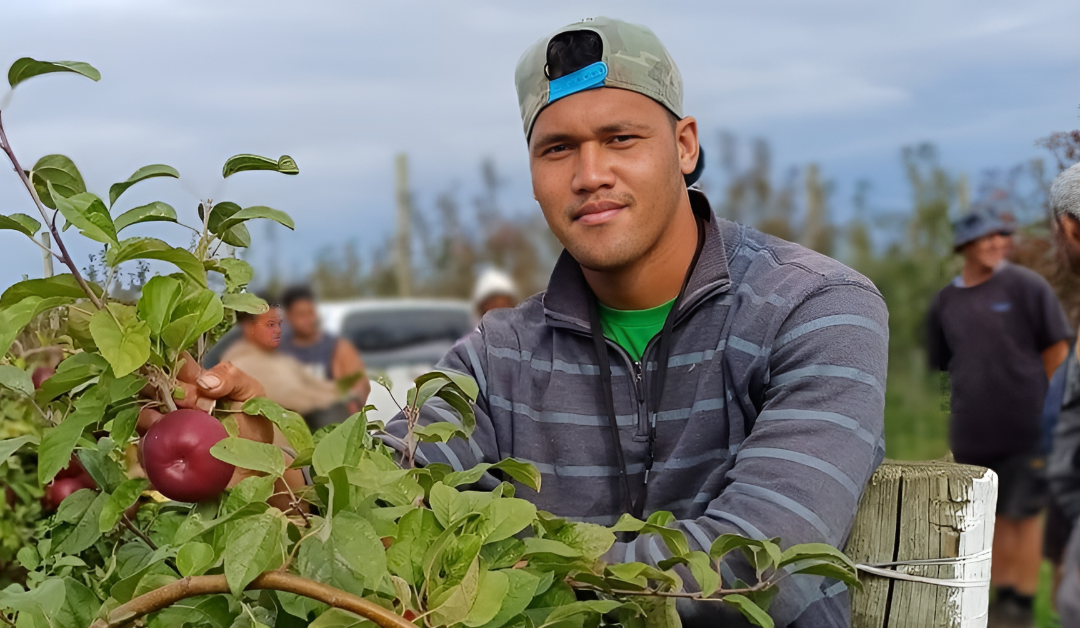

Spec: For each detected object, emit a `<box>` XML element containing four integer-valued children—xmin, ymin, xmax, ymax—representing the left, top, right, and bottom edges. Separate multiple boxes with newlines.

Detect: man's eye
<box><xmin>612</xmin><ymin>135</ymin><xmax>636</xmax><ymax>143</ymax></box>
<box><xmin>544</xmin><ymin>144</ymin><xmax>569</xmax><ymax>155</ymax></box>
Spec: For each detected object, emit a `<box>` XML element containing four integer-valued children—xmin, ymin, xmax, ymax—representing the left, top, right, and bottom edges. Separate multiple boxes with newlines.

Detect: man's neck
<box><xmin>290</xmin><ymin>332</ymin><xmax>321</xmax><ymax>347</ymax></box>
<box><xmin>582</xmin><ymin>198</ymin><xmax>699</xmax><ymax>311</ymax></box>
<box><xmin>960</xmin><ymin>259</ymin><xmax>999</xmax><ymax>288</ymax></box>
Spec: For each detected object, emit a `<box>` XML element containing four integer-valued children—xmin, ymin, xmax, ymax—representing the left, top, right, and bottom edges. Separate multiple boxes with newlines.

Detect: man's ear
<box><xmin>675</xmin><ymin>116</ymin><xmax>699</xmax><ymax>176</ymax></box>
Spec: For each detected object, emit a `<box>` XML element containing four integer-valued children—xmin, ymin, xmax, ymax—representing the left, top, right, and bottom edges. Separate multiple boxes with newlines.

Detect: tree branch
<box><xmin>121</xmin><ymin>515</ymin><xmax>158</xmax><ymax>550</ymax></box>
<box><xmin>0</xmin><ymin>110</ymin><xmax>103</xmax><ymax>309</ymax></box>
<box><xmin>87</xmin><ymin>571</ymin><xmax>416</xmax><ymax>628</ymax></box>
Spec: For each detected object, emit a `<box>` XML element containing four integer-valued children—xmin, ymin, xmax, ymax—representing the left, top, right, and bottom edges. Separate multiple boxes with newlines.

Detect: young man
<box><xmin>220</xmin><ymin>303</ymin><xmax>347</xmax><ymax>420</ymax></box>
<box><xmin>927</xmin><ymin>204</ymin><xmax>1071</xmax><ymax>624</ymax></box>
<box><xmin>278</xmin><ymin>285</ymin><xmax>371</xmax><ymax>406</ymax></box>
<box><xmin>387</xmin><ymin>17</ymin><xmax>888</xmax><ymax>626</ymax></box>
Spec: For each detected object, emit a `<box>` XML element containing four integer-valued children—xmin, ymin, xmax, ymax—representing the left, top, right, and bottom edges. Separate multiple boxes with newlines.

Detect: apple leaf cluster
<box><xmin>0</xmin><ymin>58</ymin><xmax>860</xmax><ymax>627</ymax></box>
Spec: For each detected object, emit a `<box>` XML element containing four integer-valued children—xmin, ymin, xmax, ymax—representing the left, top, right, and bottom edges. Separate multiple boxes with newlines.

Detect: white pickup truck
<box><xmin>318</xmin><ymin>299</ymin><xmax>475</xmax><ymax>426</ymax></box>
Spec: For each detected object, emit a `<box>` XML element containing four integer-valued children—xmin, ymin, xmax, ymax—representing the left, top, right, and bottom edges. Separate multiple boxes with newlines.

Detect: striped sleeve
<box><xmin>618</xmin><ymin>280</ymin><xmax>888</xmax><ymax>627</ymax></box>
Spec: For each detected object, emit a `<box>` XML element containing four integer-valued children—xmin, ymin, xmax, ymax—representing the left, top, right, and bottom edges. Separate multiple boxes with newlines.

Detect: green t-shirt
<box><xmin>598</xmin><ymin>298</ymin><xmax>676</xmax><ymax>361</ymax></box>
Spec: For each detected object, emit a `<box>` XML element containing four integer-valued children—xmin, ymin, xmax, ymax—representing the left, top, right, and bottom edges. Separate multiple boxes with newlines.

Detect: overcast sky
<box><xmin>2</xmin><ymin>0</ymin><xmax>1079</xmax><ymax>289</ymax></box>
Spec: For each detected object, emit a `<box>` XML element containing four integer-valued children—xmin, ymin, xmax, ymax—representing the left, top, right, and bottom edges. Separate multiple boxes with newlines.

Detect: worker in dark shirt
<box><xmin>278</xmin><ymin>285</ymin><xmax>370</xmax><ymax>419</ymax></box>
<box><xmin>928</xmin><ymin>202</ymin><xmax>1071</xmax><ymax>624</ymax></box>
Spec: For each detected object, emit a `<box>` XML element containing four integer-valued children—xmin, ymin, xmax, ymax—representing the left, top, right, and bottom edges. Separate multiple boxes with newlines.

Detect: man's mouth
<box><xmin>573</xmin><ymin>200</ymin><xmax>626</xmax><ymax>226</ymax></box>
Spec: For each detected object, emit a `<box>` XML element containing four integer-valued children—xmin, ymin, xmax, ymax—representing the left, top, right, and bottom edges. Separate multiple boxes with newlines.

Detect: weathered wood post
<box><xmin>845</xmin><ymin>460</ymin><xmax>997</xmax><ymax>628</ymax></box>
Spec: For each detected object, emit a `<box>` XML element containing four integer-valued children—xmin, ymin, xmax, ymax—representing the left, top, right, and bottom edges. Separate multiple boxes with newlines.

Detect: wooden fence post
<box><xmin>845</xmin><ymin>460</ymin><xmax>997</xmax><ymax>628</ymax></box>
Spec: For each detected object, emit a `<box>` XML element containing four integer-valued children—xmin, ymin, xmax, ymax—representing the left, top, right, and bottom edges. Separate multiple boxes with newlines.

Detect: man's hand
<box><xmin>137</xmin><ymin>353</ymin><xmax>307</xmax><ymax>513</ymax></box>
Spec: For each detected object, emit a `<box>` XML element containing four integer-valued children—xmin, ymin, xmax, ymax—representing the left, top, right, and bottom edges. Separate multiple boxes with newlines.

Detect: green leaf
<box><xmin>206</xmin><ymin>201</ymin><xmax>252</xmax><ymax>247</ymax></box>
<box><xmin>242</xmin><ymin>397</ymin><xmax>314</xmax><ymax>454</ymax></box>
<box><xmin>90</xmin><ymin>303</ymin><xmax>151</xmax><ymax>377</ymax></box>
<box><xmin>8</xmin><ymin>58</ymin><xmax>100</xmax><ymax>87</ymax></box>
<box><xmin>222</xmin><ymin>154</ymin><xmax>299</xmax><ymax>178</ymax></box>
<box><xmin>138</xmin><ymin>275</ymin><xmax>183</xmax><ymax>335</ymax></box>
<box><xmin>57</xmin><ymin>577</ymin><xmax>100</xmax><ymax>628</ymax></box>
<box><xmin>218</xmin><ymin>258</ymin><xmax>253</xmax><ymax>290</ymax></box>
<box><xmin>114</xmin><ymin>201</ymin><xmax>178</xmax><ymax>232</ymax></box>
<box><xmin>553</xmin><ymin>521</ymin><xmax>616</xmax><ymax>562</ymax></box>
<box><xmin>55</xmin><ymin>491</ymin><xmax>109</xmax><ymax>554</ymax></box>
<box><xmin>210</xmin><ymin>437</ymin><xmax>285</xmax><ymax>477</ymax></box>
<box><xmin>522</xmin><ymin>538</ymin><xmax>581</xmax><ymax>558</ymax></box>
<box><xmin>430</xmin><ymin>482</ymin><xmax>467</xmax><ymax>528</ymax></box>
<box><xmin>330</xmin><ymin>512</ymin><xmax>387</xmax><ymax>589</ymax></box>
<box><xmin>27</xmin><ymin>154</ymin><xmax>86</xmax><ymax>208</ymax></box>
<box><xmin>0</xmin><ymin>274</ymin><xmax>100</xmax><ymax>309</ymax></box>
<box><xmin>161</xmin><ymin>289</ymin><xmax>224</xmax><ymax>352</ymax></box>
<box><xmin>686</xmin><ymin>551</ymin><xmax>720</xmax><ymax>597</ymax></box>
<box><xmin>784</xmin><ymin>557</ymin><xmax>861</xmax><ymax>588</ymax></box>
<box><xmin>777</xmin><ymin>542</ymin><xmax>857</xmax><ymax>570</ymax></box>
<box><xmin>222</xmin><ymin>292</ymin><xmax>268</xmax><ymax>314</ymax></box>
<box><xmin>0</xmin><ymin>579</ymin><xmax>66</xmax><ymax>626</ymax></box>
<box><xmin>224</xmin><ymin>475</ymin><xmax>276</xmax><ymax>512</ymax></box>
<box><xmin>428</xmin><ymin>558</ymin><xmax>481</xmax><ymax>627</ymax></box>
<box><xmin>38</xmin><ymin>384</ymin><xmax>108</xmax><ymax>484</ymax></box>
<box><xmin>0</xmin><ymin>295</ymin><xmax>71</xmax><ymax>356</ymax></box>
<box><xmin>0</xmin><ymin>212</ymin><xmax>41</xmax><ymax>237</ymax></box>
<box><xmin>478</xmin><ymin>498</ymin><xmax>537</xmax><ymax>543</ymax></box>
<box><xmin>542</xmin><ymin>600</ymin><xmax>625</xmax><ymax>624</ymax></box>
<box><xmin>311</xmin><ymin>411</ymin><xmax>367</xmax><ymax>476</ymax></box>
<box><xmin>217</xmin><ymin>205</ymin><xmax>295</xmax><ymax>232</ymax></box>
<box><xmin>109</xmin><ymin>164</ymin><xmax>180</xmax><ymax>206</ymax></box>
<box><xmin>106</xmin><ymin>237</ymin><xmax>206</xmax><ymax>286</ymax></box>
<box><xmin>414</xmin><ymin>421</ymin><xmax>467</xmax><ymax>444</ymax></box>
<box><xmin>50</xmin><ymin>185</ymin><xmax>118</xmax><ymax>246</ymax></box>
<box><xmin>0</xmin><ymin>435</ymin><xmax>36</xmax><ymax>468</ymax></box>
<box><xmin>308</xmin><ymin>609</ymin><xmax>370</xmax><ymax>628</ymax></box>
<box><xmin>176</xmin><ymin>542</ymin><xmax>216</xmax><ymax>577</ymax></box>
<box><xmin>441</xmin><ymin>459</ymin><xmax>542</xmax><ymax>492</ymax></box>
<box><xmin>37</xmin><ymin>351</ymin><xmax>108</xmax><ymax>401</ymax></box>
<box><xmin>0</xmin><ymin>365</ymin><xmax>33</xmax><ymax>396</ymax></box>
<box><xmin>222</xmin><ymin>511</ymin><xmax>286</xmax><ymax>596</ymax></box>
<box><xmin>722</xmin><ymin>593</ymin><xmax>775</xmax><ymax>628</ymax></box>
<box><xmin>99</xmin><ymin>478</ymin><xmax>149</xmax><ymax>532</ymax></box>
<box><xmin>475</xmin><ymin>569</ymin><xmax>539</xmax><ymax>628</ymax></box>
<box><xmin>464</xmin><ymin>569</ymin><xmax>509</xmax><ymax>627</ymax></box>
<box><xmin>710</xmin><ymin>533</ymin><xmax>764</xmax><ymax>562</ymax></box>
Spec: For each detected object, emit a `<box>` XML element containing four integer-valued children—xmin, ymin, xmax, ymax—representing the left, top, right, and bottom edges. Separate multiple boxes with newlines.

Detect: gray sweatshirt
<box><xmin>387</xmin><ymin>190</ymin><xmax>888</xmax><ymax>627</ymax></box>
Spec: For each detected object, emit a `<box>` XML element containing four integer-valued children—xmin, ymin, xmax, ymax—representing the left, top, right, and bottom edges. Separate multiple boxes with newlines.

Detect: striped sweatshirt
<box><xmin>386</xmin><ymin>190</ymin><xmax>888</xmax><ymax>627</ymax></box>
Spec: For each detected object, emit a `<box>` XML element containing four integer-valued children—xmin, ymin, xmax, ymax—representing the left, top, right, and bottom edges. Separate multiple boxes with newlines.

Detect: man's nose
<box><xmin>571</xmin><ymin>143</ymin><xmax>616</xmax><ymax>194</ymax></box>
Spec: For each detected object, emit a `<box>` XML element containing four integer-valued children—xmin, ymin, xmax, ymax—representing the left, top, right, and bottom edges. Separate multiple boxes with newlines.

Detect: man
<box><xmin>387</xmin><ymin>17</ymin><xmax>888</xmax><ymax>626</ymax></box>
<box><xmin>927</xmin><ymin>204</ymin><xmax>1071</xmax><ymax>625</ymax></box>
<box><xmin>1046</xmin><ymin>162</ymin><xmax>1080</xmax><ymax>625</ymax></box>
<box><xmin>278</xmin><ymin>285</ymin><xmax>371</xmax><ymax>406</ymax></box>
<box><xmin>220</xmin><ymin>302</ymin><xmax>349</xmax><ymax>423</ymax></box>
<box><xmin>472</xmin><ymin>268</ymin><xmax>519</xmax><ymax>319</ymax></box>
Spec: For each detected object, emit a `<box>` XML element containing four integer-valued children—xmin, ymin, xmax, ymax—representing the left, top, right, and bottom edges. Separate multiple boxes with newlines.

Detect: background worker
<box><xmin>928</xmin><ymin>203</ymin><xmax>1071</xmax><ymax>625</ymax></box>
<box><xmin>220</xmin><ymin>301</ymin><xmax>352</xmax><ymax>428</ymax></box>
<box><xmin>278</xmin><ymin>285</ymin><xmax>371</xmax><ymax>406</ymax></box>
<box><xmin>472</xmin><ymin>268</ymin><xmax>519</xmax><ymax>319</ymax></box>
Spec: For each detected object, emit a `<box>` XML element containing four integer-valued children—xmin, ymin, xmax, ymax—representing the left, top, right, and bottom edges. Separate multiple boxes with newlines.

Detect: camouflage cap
<box><xmin>514</xmin><ymin>16</ymin><xmax>683</xmax><ymax>139</ymax></box>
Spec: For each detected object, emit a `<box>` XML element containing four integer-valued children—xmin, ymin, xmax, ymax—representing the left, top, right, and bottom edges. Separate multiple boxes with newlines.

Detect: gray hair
<box><xmin>1051</xmin><ymin>162</ymin><xmax>1080</xmax><ymax>220</ymax></box>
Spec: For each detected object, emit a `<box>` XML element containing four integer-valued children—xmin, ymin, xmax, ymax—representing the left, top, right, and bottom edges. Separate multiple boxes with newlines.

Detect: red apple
<box><xmin>42</xmin><ymin>475</ymin><xmax>96</xmax><ymax>511</ymax></box>
<box><xmin>55</xmin><ymin>455</ymin><xmax>87</xmax><ymax>481</ymax></box>
<box><xmin>140</xmin><ymin>409</ymin><xmax>234</xmax><ymax>503</ymax></box>
<box><xmin>31</xmin><ymin>366</ymin><xmax>55</xmax><ymax>389</ymax></box>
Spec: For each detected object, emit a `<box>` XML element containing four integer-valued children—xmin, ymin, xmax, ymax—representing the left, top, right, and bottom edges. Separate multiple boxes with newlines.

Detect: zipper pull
<box><xmin>633</xmin><ymin>361</ymin><xmax>645</xmax><ymax>403</ymax></box>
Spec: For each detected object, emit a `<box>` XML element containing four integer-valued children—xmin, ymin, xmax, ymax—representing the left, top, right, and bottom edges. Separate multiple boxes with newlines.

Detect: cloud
<box><xmin>1</xmin><ymin>0</ymin><xmax>1079</xmax><ymax>288</ymax></box>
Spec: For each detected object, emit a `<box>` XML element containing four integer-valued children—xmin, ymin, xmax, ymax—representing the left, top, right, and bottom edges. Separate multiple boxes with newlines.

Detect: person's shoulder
<box><xmin>1000</xmin><ymin>261</ymin><xmax>1053</xmax><ymax>290</ymax></box>
<box><xmin>723</xmin><ymin>219</ymin><xmax>881</xmax><ymax>301</ymax></box>
<box><xmin>470</xmin><ymin>295</ymin><xmax>547</xmax><ymax>348</ymax></box>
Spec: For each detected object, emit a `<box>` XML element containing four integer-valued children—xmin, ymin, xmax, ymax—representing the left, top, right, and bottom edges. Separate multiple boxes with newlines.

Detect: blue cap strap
<box><xmin>548</xmin><ymin>61</ymin><xmax>608</xmax><ymax>103</ymax></box>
